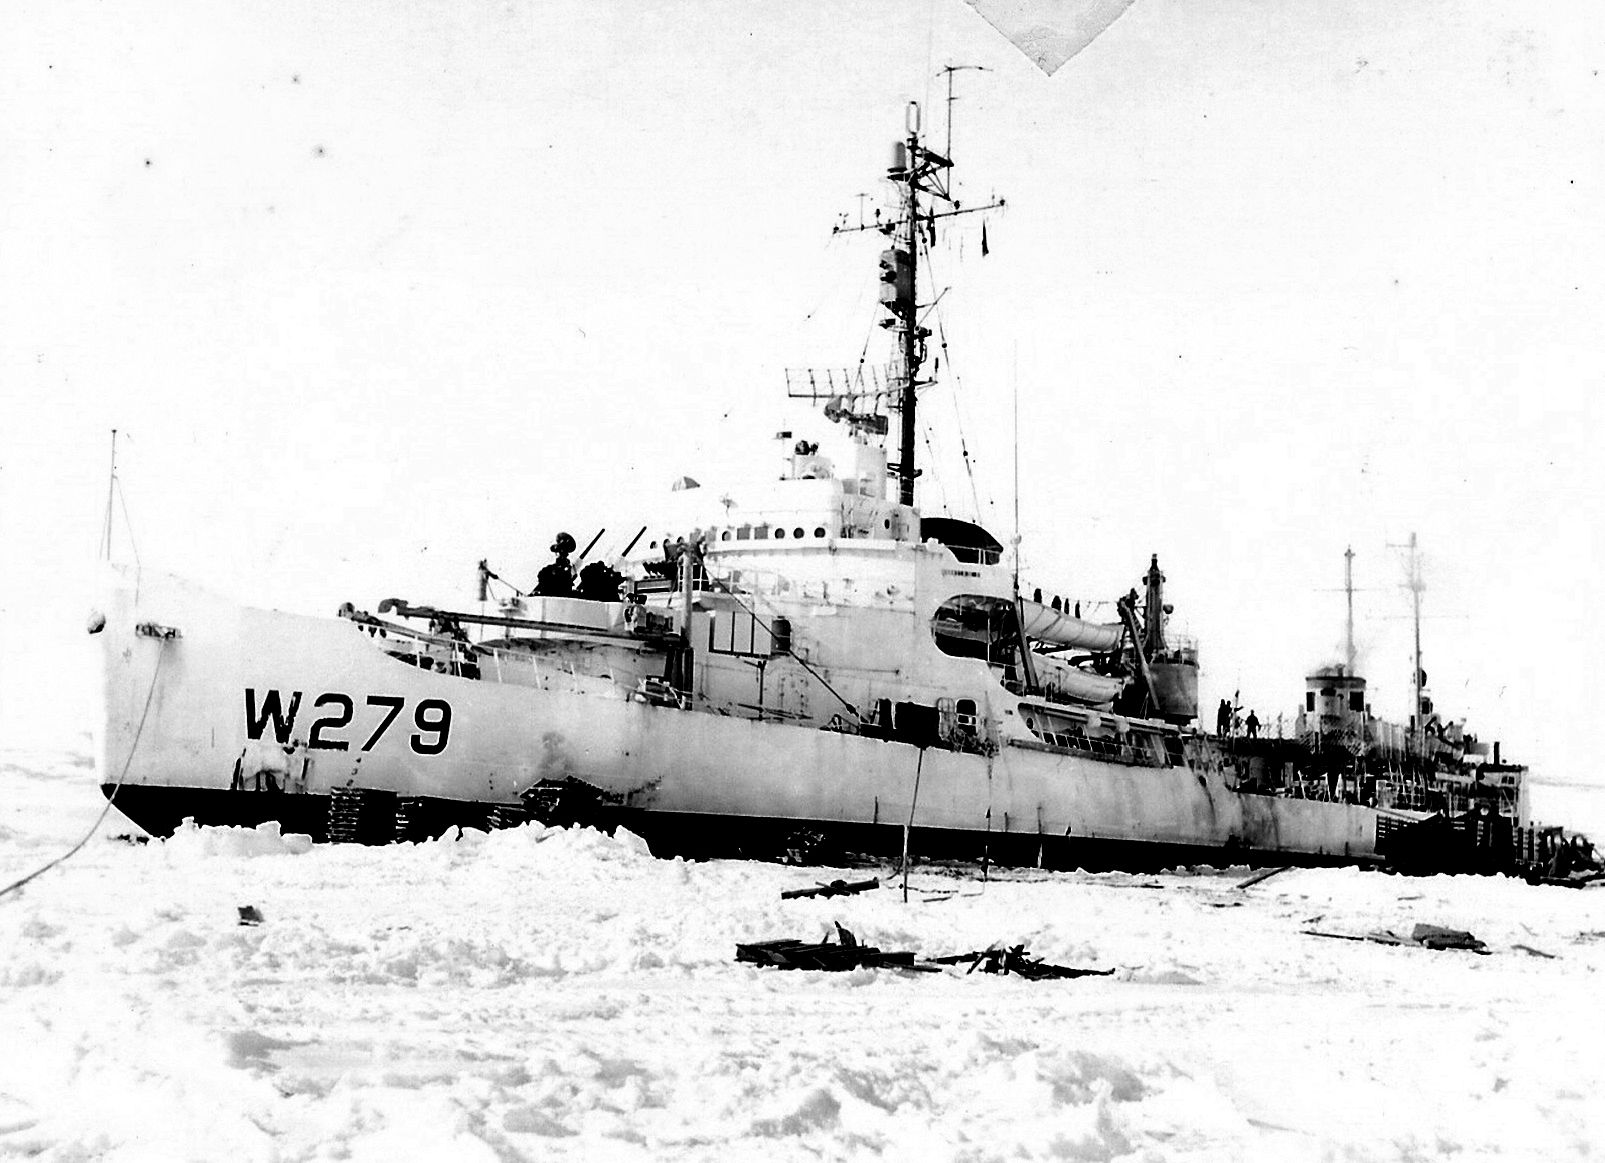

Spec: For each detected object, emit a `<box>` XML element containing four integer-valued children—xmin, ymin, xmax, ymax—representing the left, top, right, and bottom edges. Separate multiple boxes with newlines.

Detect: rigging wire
<box><xmin>99</xmin><ymin>429</ymin><xmax>142</xmax><ymax>568</ymax></box>
<box><xmin>943</xmin><ymin>330</ymin><xmax>994</xmax><ymax>515</ymax></box>
<box><xmin>0</xmin><ymin>642</ymin><xmax>168</xmax><ymax>903</ymax></box>
<box><xmin>948</xmin><ymin>197</ymin><xmax>1010</xmax><ymax>525</ymax></box>
<box><xmin>99</xmin><ymin>429</ymin><xmax>119</xmax><ymax>560</ymax></box>
<box><xmin>812</xmin><ymin>242</ymin><xmax>879</xmax><ymax>333</ymax></box>
<box><xmin>114</xmin><ymin>475</ymin><xmax>141</xmax><ymax>571</ymax></box>
<box><xmin>936</xmin><ymin>314</ymin><xmax>985</xmax><ymax>520</ymax></box>
<box><xmin>945</xmin><ymin>343</ymin><xmax>996</xmax><ymax>518</ymax></box>
<box><xmin>920</xmin><ymin>425</ymin><xmax>950</xmax><ymax>514</ymax></box>
<box><xmin>916</xmin><ymin>228</ymin><xmax>988</xmax><ymax>521</ymax></box>
<box><xmin>855</xmin><ymin>320</ymin><xmax>877</xmax><ymax>377</ymax></box>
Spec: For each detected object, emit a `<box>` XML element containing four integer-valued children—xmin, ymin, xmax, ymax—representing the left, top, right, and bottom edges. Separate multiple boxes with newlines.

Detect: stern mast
<box><xmin>1390</xmin><ymin>532</ymin><xmax>1426</xmax><ymax>751</ymax></box>
<box><xmin>1344</xmin><ymin>545</ymin><xmax>1356</xmax><ymax>674</ymax></box>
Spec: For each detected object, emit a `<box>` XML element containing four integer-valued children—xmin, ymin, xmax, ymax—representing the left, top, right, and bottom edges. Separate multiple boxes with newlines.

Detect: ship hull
<box><xmin>98</xmin><ymin>570</ymin><xmax>1386</xmax><ymax>868</ymax></box>
<box><xmin>93</xmin><ymin>785</ymin><xmax>1375</xmax><ymax>871</ymax></box>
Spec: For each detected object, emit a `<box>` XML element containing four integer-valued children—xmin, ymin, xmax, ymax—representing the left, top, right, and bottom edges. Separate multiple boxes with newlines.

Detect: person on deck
<box><xmin>1245</xmin><ymin>710</ymin><xmax>1260</xmax><ymax>740</ymax></box>
<box><xmin>1215</xmin><ymin>699</ymin><xmax>1231</xmax><ymax>737</ymax></box>
<box><xmin>534</xmin><ymin>532</ymin><xmax>576</xmax><ymax>596</ymax></box>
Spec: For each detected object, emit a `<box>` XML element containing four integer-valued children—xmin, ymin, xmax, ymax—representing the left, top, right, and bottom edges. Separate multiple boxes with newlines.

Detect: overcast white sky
<box><xmin>2</xmin><ymin>0</ymin><xmax>1601</xmax><ymax>787</ymax></box>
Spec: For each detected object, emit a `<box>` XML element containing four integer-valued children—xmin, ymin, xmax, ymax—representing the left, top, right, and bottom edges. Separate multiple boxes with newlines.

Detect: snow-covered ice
<box><xmin>4</xmin><ymin>742</ymin><xmax>1604</xmax><ymax>1162</ymax></box>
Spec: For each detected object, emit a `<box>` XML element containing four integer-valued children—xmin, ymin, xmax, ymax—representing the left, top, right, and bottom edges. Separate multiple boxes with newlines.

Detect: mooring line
<box><xmin>0</xmin><ymin>642</ymin><xmax>166</xmax><ymax>902</ymax></box>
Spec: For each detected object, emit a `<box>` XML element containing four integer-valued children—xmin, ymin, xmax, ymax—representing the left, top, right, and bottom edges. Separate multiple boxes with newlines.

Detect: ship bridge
<box><xmin>621</xmin><ymin>444</ymin><xmax>1009</xmax><ymax>573</ymax></box>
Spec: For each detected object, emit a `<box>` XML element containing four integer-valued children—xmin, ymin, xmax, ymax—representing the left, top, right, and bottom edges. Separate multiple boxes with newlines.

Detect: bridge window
<box><xmin>1306</xmin><ymin>692</ymin><xmax>1315</xmax><ymax>712</ymax></box>
<box><xmin>918</xmin><ymin>517</ymin><xmax>1005</xmax><ymax>566</ymax></box>
<box><xmin>736</xmin><ymin>525</ymin><xmax>752</xmax><ymax>541</ymax></box>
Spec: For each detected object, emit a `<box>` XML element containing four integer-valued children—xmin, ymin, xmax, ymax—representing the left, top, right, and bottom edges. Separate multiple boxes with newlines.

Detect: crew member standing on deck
<box><xmin>535</xmin><ymin>532</ymin><xmax>577</xmax><ymax>596</ymax></box>
<box><xmin>1245</xmin><ymin>710</ymin><xmax>1260</xmax><ymax>740</ymax></box>
<box><xmin>1216</xmin><ymin>698</ymin><xmax>1231</xmax><ymax>738</ymax></box>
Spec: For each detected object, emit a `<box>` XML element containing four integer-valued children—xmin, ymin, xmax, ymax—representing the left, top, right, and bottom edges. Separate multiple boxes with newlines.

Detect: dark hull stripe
<box><xmin>102</xmin><ymin>784</ymin><xmax>1369</xmax><ymax>872</ymax></box>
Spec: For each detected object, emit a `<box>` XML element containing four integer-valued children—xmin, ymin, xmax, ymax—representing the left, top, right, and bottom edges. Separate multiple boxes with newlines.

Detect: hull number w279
<box><xmin>246</xmin><ymin>689</ymin><xmax>452</xmax><ymax>755</ymax></box>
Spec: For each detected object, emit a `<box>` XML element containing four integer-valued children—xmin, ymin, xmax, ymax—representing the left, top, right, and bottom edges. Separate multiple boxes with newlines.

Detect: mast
<box><xmin>1409</xmin><ymin>532</ymin><xmax>1423</xmax><ymax>745</ymax></box>
<box><xmin>890</xmin><ymin>102</ymin><xmax>926</xmax><ymax>508</ymax></box>
<box><xmin>1011</xmin><ymin>346</ymin><xmax>1038</xmax><ymax>691</ymax></box>
<box><xmin>1343</xmin><ymin>545</ymin><xmax>1355</xmax><ymax>675</ymax></box>
<box><xmin>898</xmin><ymin>108</ymin><xmax>920</xmax><ymax>505</ymax></box>
<box><xmin>1142</xmin><ymin>554</ymin><xmax>1167</xmax><ymax>656</ymax></box>
<box><xmin>1390</xmin><ymin>531</ymin><xmax>1425</xmax><ymax>749</ymax></box>
<box><xmin>838</xmin><ymin>95</ymin><xmax>1003</xmax><ymax>508</ymax></box>
<box><xmin>1011</xmin><ymin>342</ymin><xmax>1020</xmax><ymax>590</ymax></box>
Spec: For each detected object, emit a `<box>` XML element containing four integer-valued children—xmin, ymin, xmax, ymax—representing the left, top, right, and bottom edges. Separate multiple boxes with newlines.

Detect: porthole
<box><xmin>720</xmin><ymin>530</ymin><xmax>731</xmax><ymax>542</ymax></box>
<box><xmin>775</xmin><ymin>528</ymin><xmax>786</xmax><ymax>539</ymax></box>
<box><xmin>814</xmin><ymin>527</ymin><xmax>825</xmax><ymax>538</ymax></box>
<box><xmin>793</xmin><ymin>527</ymin><xmax>805</xmax><ymax>539</ymax></box>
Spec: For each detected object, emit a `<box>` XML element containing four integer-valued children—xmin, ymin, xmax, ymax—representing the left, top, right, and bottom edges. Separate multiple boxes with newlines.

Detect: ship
<box><xmin>1225</xmin><ymin>542</ymin><xmax>1597</xmax><ymax>881</ymax></box>
<box><xmin>93</xmin><ymin>101</ymin><xmax>1590</xmax><ymax>877</ymax></box>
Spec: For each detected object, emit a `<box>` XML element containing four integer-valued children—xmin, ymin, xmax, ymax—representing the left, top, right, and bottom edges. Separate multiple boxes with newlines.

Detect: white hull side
<box><xmin>99</xmin><ymin>570</ymin><xmax>1379</xmax><ymax>863</ymax></box>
